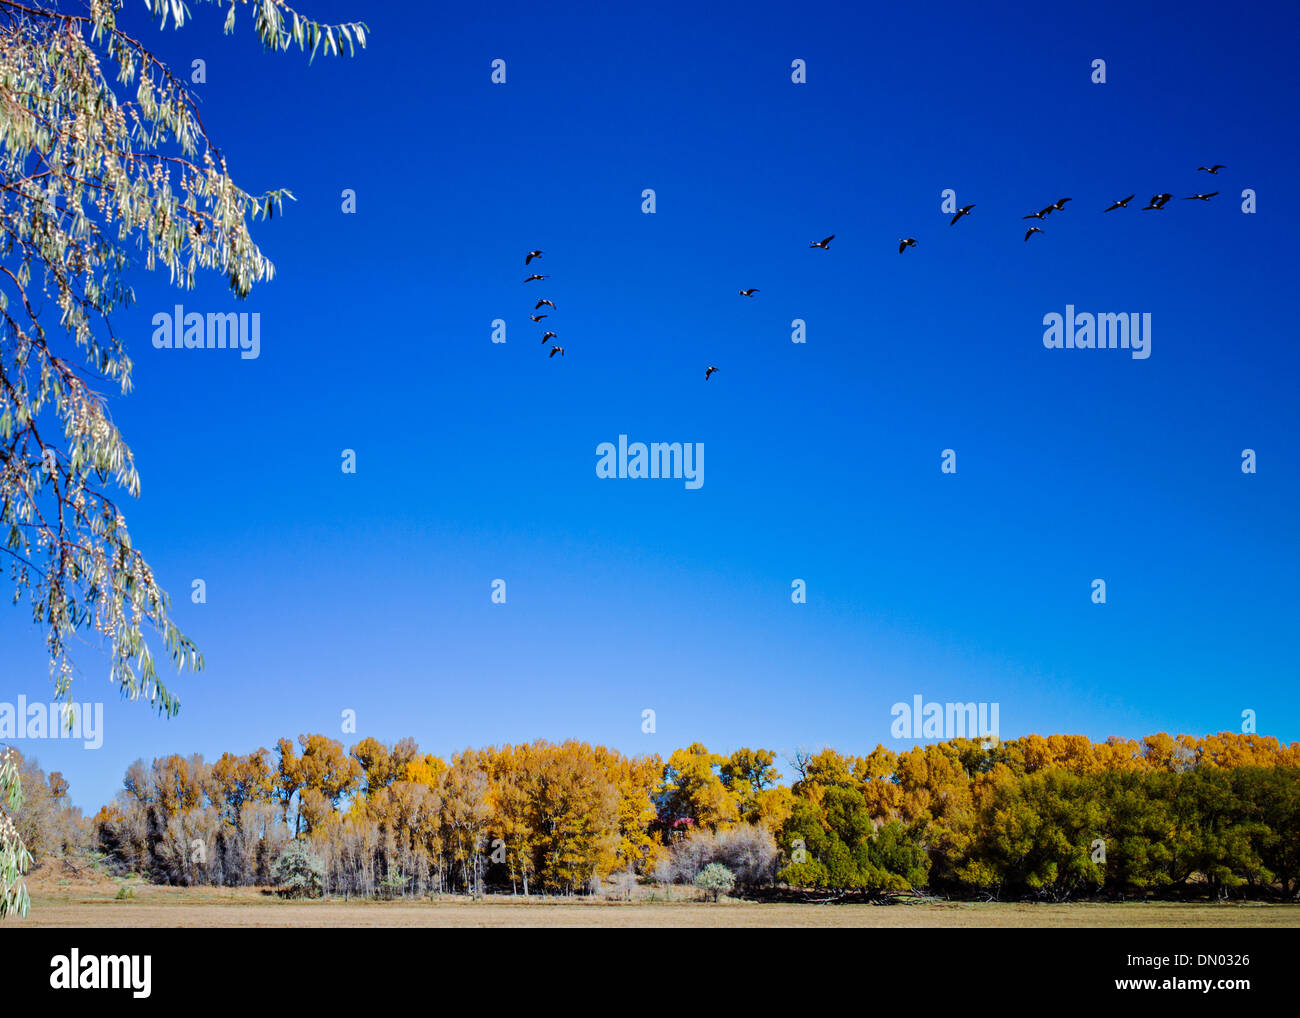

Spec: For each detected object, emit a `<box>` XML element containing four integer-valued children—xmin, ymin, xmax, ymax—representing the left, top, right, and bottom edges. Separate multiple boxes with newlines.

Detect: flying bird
<box><xmin>809</xmin><ymin>235</ymin><xmax>835</xmax><ymax>249</ymax></box>
<box><xmin>1050</xmin><ymin>198</ymin><xmax>1072</xmax><ymax>211</ymax></box>
<box><xmin>738</xmin><ymin>288</ymin><xmax>759</xmax><ymax>297</ymax></box>
<box><xmin>541</xmin><ymin>331</ymin><xmax>556</xmax><ymax>343</ymax></box>
<box><xmin>525</xmin><ymin>250</ymin><xmax>543</xmax><ymax>264</ymax></box>
<box><xmin>705</xmin><ymin>366</ymin><xmax>718</xmax><ymax>381</ymax></box>
<box><xmin>535</xmin><ymin>299</ymin><xmax>556</xmax><ymax>310</ymax></box>
<box><xmin>1022</xmin><ymin>208</ymin><xmax>1049</xmax><ymax>220</ymax></box>
<box><xmin>1142</xmin><ymin>193</ymin><xmax>1173</xmax><ymax>210</ymax></box>
<box><xmin>1197</xmin><ymin>165</ymin><xmax>1225</xmax><ymax>175</ymax></box>
<box><xmin>1024</xmin><ymin>227</ymin><xmax>1043</xmax><ymax>241</ymax></box>
<box><xmin>523</xmin><ymin>274</ymin><xmax>548</xmax><ymax>283</ymax></box>
<box><xmin>898</xmin><ymin>237</ymin><xmax>917</xmax><ymax>253</ymax></box>
<box><xmin>950</xmin><ymin>204</ymin><xmax>975</xmax><ymax>225</ymax></box>
<box><xmin>530</xmin><ymin>314</ymin><xmax>548</xmax><ymax>322</ymax></box>
<box><xmin>1103</xmin><ymin>195</ymin><xmax>1135</xmax><ymax>212</ymax></box>
<box><xmin>549</xmin><ymin>346</ymin><xmax>564</xmax><ymax>358</ymax></box>
<box><xmin>1182</xmin><ymin>192</ymin><xmax>1219</xmax><ymax>201</ymax></box>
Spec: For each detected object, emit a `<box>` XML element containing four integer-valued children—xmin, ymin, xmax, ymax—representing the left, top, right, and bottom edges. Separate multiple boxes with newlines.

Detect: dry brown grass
<box><xmin>15</xmin><ymin>877</ymin><xmax>1300</xmax><ymax>928</ymax></box>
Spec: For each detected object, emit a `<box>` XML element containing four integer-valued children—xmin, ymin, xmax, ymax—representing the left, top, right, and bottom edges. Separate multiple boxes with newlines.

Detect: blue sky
<box><xmin>3</xmin><ymin>0</ymin><xmax>1298</xmax><ymax>812</ymax></box>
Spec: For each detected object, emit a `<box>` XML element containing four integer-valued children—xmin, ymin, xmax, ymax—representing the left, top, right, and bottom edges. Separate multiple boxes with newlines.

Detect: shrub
<box><xmin>656</xmin><ymin>824</ymin><xmax>778</xmax><ymax>888</ymax></box>
<box><xmin>272</xmin><ymin>840</ymin><xmax>325</xmax><ymax>899</ymax></box>
<box><xmin>694</xmin><ymin>863</ymin><xmax>735</xmax><ymax>901</ymax></box>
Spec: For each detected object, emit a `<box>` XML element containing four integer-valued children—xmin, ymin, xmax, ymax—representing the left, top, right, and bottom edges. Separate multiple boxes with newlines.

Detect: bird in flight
<box><xmin>1024</xmin><ymin>227</ymin><xmax>1044</xmax><ymax>241</ymax></box>
<box><xmin>705</xmin><ymin>366</ymin><xmax>718</xmax><ymax>381</ymax></box>
<box><xmin>1103</xmin><ymin>195</ymin><xmax>1135</xmax><ymax>212</ymax></box>
<box><xmin>530</xmin><ymin>314</ymin><xmax>548</xmax><ymax>322</ymax></box>
<box><xmin>535</xmin><ymin>298</ymin><xmax>556</xmax><ymax>310</ymax></box>
<box><xmin>523</xmin><ymin>274</ymin><xmax>548</xmax><ymax>283</ymax></box>
<box><xmin>1197</xmin><ymin>165</ymin><xmax>1225</xmax><ymax>175</ymax></box>
<box><xmin>1142</xmin><ymin>193</ymin><xmax>1173</xmax><ymax>210</ymax></box>
<box><xmin>549</xmin><ymin>346</ymin><xmax>564</xmax><ymax>358</ymax></box>
<box><xmin>738</xmin><ymin>288</ymin><xmax>759</xmax><ymax>297</ymax></box>
<box><xmin>950</xmin><ymin>204</ymin><xmax>975</xmax><ymax>225</ymax></box>
<box><xmin>809</xmin><ymin>235</ymin><xmax>835</xmax><ymax>250</ymax></box>
<box><xmin>1050</xmin><ymin>198</ymin><xmax>1072</xmax><ymax>211</ymax></box>
<box><xmin>1182</xmin><ymin>192</ymin><xmax>1219</xmax><ymax>201</ymax></box>
<box><xmin>525</xmin><ymin>250</ymin><xmax>543</xmax><ymax>264</ymax></box>
<box><xmin>1022</xmin><ymin>208</ymin><xmax>1051</xmax><ymax>220</ymax></box>
<box><xmin>541</xmin><ymin>331</ymin><xmax>556</xmax><ymax>343</ymax></box>
<box><xmin>898</xmin><ymin>237</ymin><xmax>917</xmax><ymax>253</ymax></box>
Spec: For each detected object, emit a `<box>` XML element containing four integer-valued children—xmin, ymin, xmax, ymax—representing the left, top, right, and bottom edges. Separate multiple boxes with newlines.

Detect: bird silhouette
<box><xmin>523</xmin><ymin>274</ymin><xmax>548</xmax><ymax>283</ymax></box>
<box><xmin>809</xmin><ymin>235</ymin><xmax>835</xmax><ymax>249</ymax></box>
<box><xmin>525</xmin><ymin>250</ymin><xmax>543</xmax><ymax>264</ymax></box>
<box><xmin>1197</xmin><ymin>165</ymin><xmax>1225</xmax><ymax>175</ymax></box>
<box><xmin>1142</xmin><ymin>193</ymin><xmax>1173</xmax><ymax>210</ymax></box>
<box><xmin>1103</xmin><ymin>194</ymin><xmax>1135</xmax><ymax>212</ymax></box>
<box><xmin>738</xmin><ymin>288</ymin><xmax>759</xmax><ymax>297</ymax></box>
<box><xmin>1050</xmin><ymin>198</ymin><xmax>1072</xmax><ymax>211</ymax></box>
<box><xmin>950</xmin><ymin>204</ymin><xmax>975</xmax><ymax>225</ymax></box>
<box><xmin>1182</xmin><ymin>192</ymin><xmax>1219</xmax><ymax>201</ymax></box>
<box><xmin>535</xmin><ymin>299</ymin><xmax>556</xmax><ymax>310</ymax></box>
<box><xmin>1024</xmin><ymin>227</ymin><xmax>1044</xmax><ymax>241</ymax></box>
<box><xmin>541</xmin><ymin>331</ymin><xmax>556</xmax><ymax>343</ymax></box>
<box><xmin>1022</xmin><ymin>208</ymin><xmax>1050</xmax><ymax>220</ymax></box>
<box><xmin>530</xmin><ymin>314</ymin><xmax>548</xmax><ymax>322</ymax></box>
<box><xmin>549</xmin><ymin>346</ymin><xmax>564</xmax><ymax>358</ymax></box>
<box><xmin>898</xmin><ymin>237</ymin><xmax>917</xmax><ymax>253</ymax></box>
<box><xmin>705</xmin><ymin>366</ymin><xmax>718</xmax><ymax>380</ymax></box>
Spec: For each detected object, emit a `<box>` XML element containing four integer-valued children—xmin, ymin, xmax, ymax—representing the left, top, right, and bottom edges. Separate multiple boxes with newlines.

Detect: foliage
<box><xmin>0</xmin><ymin>747</ymin><xmax>33</xmax><ymax>917</ymax></box>
<box><xmin>656</xmin><ymin>824</ymin><xmax>778</xmax><ymax>887</ymax></box>
<box><xmin>693</xmin><ymin>862</ymin><xmax>735</xmax><ymax>901</ymax></box>
<box><xmin>85</xmin><ymin>731</ymin><xmax>1300</xmax><ymax>901</ymax></box>
<box><xmin>271</xmin><ymin>839</ymin><xmax>324</xmax><ymax>899</ymax></box>
<box><xmin>0</xmin><ymin>0</ymin><xmax>365</xmax><ymax>712</ymax></box>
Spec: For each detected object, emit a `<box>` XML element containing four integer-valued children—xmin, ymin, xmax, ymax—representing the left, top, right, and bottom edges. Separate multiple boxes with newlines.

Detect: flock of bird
<box><xmin>523</xmin><ymin>250</ymin><xmax>565</xmax><ymax>358</ymax></box>
<box><xmin>523</xmin><ymin>164</ymin><xmax>1227</xmax><ymax>379</ymax></box>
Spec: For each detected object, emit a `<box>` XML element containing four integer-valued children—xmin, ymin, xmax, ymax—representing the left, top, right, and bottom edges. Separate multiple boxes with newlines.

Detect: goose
<box><xmin>523</xmin><ymin>274</ymin><xmax>549</xmax><ymax>283</ymax></box>
<box><xmin>525</xmin><ymin>250</ymin><xmax>543</xmax><ymax>264</ymax></box>
<box><xmin>738</xmin><ymin>288</ymin><xmax>759</xmax><ymax>297</ymax></box>
<box><xmin>549</xmin><ymin>346</ymin><xmax>564</xmax><ymax>358</ymax></box>
<box><xmin>1182</xmin><ymin>192</ymin><xmax>1219</xmax><ymax>201</ymax></box>
<box><xmin>1024</xmin><ymin>226</ymin><xmax>1044</xmax><ymax>241</ymax></box>
<box><xmin>1197</xmin><ymin>165</ymin><xmax>1225</xmax><ymax>175</ymax></box>
<box><xmin>949</xmin><ymin>204</ymin><xmax>975</xmax><ymax>225</ymax></box>
<box><xmin>809</xmin><ymin>235</ymin><xmax>835</xmax><ymax>249</ymax></box>
<box><xmin>898</xmin><ymin>237</ymin><xmax>917</xmax><ymax>253</ymax></box>
<box><xmin>1103</xmin><ymin>195</ymin><xmax>1135</xmax><ymax>212</ymax></box>
<box><xmin>541</xmin><ymin>331</ymin><xmax>557</xmax><ymax>343</ymax></box>
<box><xmin>535</xmin><ymin>299</ymin><xmax>556</xmax><ymax>310</ymax></box>
<box><xmin>705</xmin><ymin>366</ymin><xmax>718</xmax><ymax>380</ymax></box>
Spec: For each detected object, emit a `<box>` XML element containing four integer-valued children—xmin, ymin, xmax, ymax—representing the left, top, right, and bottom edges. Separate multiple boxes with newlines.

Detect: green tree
<box><xmin>272</xmin><ymin>839</ymin><xmax>325</xmax><ymax>899</ymax></box>
<box><xmin>693</xmin><ymin>862</ymin><xmax>735</xmax><ymax>902</ymax></box>
<box><xmin>0</xmin><ymin>748</ymin><xmax>34</xmax><ymax>917</ymax></box>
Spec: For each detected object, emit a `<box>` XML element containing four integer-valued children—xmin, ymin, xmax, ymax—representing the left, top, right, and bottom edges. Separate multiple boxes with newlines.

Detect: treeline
<box><xmin>80</xmin><ymin>732</ymin><xmax>1300</xmax><ymax>901</ymax></box>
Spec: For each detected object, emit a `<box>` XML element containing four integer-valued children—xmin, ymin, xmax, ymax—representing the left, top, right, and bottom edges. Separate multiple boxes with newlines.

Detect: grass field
<box><xmin>16</xmin><ymin>881</ymin><xmax>1300</xmax><ymax>928</ymax></box>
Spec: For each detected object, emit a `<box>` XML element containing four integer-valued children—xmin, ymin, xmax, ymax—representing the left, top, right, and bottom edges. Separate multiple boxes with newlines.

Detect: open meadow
<box><xmin>15</xmin><ymin>871</ymin><xmax>1300</xmax><ymax>928</ymax></box>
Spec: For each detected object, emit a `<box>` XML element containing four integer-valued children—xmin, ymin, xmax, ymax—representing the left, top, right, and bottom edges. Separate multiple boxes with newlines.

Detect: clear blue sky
<box><xmin>3</xmin><ymin>0</ymin><xmax>1298</xmax><ymax>812</ymax></box>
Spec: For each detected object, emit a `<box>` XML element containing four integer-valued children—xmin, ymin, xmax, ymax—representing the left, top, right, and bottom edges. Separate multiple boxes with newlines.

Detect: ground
<box><xmin>14</xmin><ymin>861</ymin><xmax>1300</xmax><ymax>928</ymax></box>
